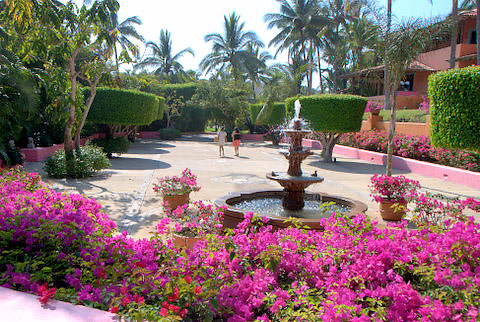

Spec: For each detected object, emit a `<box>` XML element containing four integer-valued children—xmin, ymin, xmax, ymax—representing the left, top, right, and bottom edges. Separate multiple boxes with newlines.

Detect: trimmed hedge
<box><xmin>285</xmin><ymin>94</ymin><xmax>367</xmax><ymax>132</ymax></box>
<box><xmin>158</xmin><ymin>83</ymin><xmax>198</xmax><ymax>102</ymax></box>
<box><xmin>429</xmin><ymin>66</ymin><xmax>480</xmax><ymax>151</ymax></box>
<box><xmin>249</xmin><ymin>102</ymin><xmax>285</xmax><ymax>126</ymax></box>
<box><xmin>87</xmin><ymin>87</ymin><xmax>165</xmax><ymax>126</ymax></box>
<box><xmin>362</xmin><ymin>110</ymin><xmax>427</xmax><ymax>123</ymax></box>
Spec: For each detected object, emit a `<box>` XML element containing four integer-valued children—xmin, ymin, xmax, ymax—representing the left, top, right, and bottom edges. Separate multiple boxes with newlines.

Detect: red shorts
<box><xmin>233</xmin><ymin>140</ymin><xmax>241</xmax><ymax>147</ymax></box>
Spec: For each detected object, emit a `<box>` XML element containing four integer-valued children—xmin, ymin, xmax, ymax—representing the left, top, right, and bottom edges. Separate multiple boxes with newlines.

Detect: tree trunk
<box><xmin>450</xmin><ymin>0</ymin><xmax>458</xmax><ymax>69</ymax></box>
<box><xmin>386</xmin><ymin>86</ymin><xmax>397</xmax><ymax>176</ymax></box>
<box><xmin>114</xmin><ymin>45</ymin><xmax>121</xmax><ymax>86</ymax></box>
<box><xmin>384</xmin><ymin>0</ymin><xmax>392</xmax><ymax>111</ymax></box>
<box><xmin>319</xmin><ymin>133</ymin><xmax>340</xmax><ymax>163</ymax></box>
<box><xmin>477</xmin><ymin>0</ymin><xmax>480</xmax><ymax>65</ymax></box>
<box><xmin>317</xmin><ymin>47</ymin><xmax>324</xmax><ymax>94</ymax></box>
<box><xmin>74</xmin><ymin>77</ymin><xmax>100</xmax><ymax>149</ymax></box>
<box><xmin>64</xmin><ymin>48</ymin><xmax>80</xmax><ymax>177</ymax></box>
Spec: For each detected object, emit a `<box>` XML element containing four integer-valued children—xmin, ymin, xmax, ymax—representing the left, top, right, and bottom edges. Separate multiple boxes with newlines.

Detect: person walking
<box><xmin>217</xmin><ymin>127</ymin><xmax>227</xmax><ymax>157</ymax></box>
<box><xmin>232</xmin><ymin>127</ymin><xmax>242</xmax><ymax>156</ymax></box>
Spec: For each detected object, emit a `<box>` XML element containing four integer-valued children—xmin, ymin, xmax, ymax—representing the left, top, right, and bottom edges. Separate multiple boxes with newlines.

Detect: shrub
<box><xmin>249</xmin><ymin>102</ymin><xmax>285</xmax><ymax>126</ymax></box>
<box><xmin>429</xmin><ymin>66</ymin><xmax>480</xmax><ymax>151</ymax></box>
<box><xmin>44</xmin><ymin>142</ymin><xmax>110</xmax><ymax>178</ymax></box>
<box><xmin>286</xmin><ymin>94</ymin><xmax>367</xmax><ymax>162</ymax></box>
<box><xmin>87</xmin><ymin>87</ymin><xmax>165</xmax><ymax>126</ymax></box>
<box><xmin>2</xmin><ymin>170</ymin><xmax>480</xmax><ymax>321</ymax></box>
<box><xmin>158</xmin><ymin>128</ymin><xmax>181</xmax><ymax>140</ymax></box>
<box><xmin>339</xmin><ymin>130</ymin><xmax>480</xmax><ymax>172</ymax></box>
<box><xmin>91</xmin><ymin>137</ymin><xmax>130</xmax><ymax>158</ymax></box>
<box><xmin>173</xmin><ymin>105</ymin><xmax>209</xmax><ymax>132</ymax></box>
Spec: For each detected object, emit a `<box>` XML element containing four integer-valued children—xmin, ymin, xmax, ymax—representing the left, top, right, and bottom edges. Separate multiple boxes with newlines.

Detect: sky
<box><xmin>115</xmin><ymin>0</ymin><xmax>453</xmax><ymax>75</ymax></box>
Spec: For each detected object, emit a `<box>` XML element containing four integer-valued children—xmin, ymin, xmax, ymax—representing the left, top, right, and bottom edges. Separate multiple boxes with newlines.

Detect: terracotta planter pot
<box><xmin>163</xmin><ymin>193</ymin><xmax>189</xmax><ymax>210</ymax></box>
<box><xmin>371</xmin><ymin>111</ymin><xmax>380</xmax><ymax>116</ymax></box>
<box><xmin>379</xmin><ymin>200</ymin><xmax>406</xmax><ymax>221</ymax></box>
<box><xmin>172</xmin><ymin>234</ymin><xmax>203</xmax><ymax>250</ymax></box>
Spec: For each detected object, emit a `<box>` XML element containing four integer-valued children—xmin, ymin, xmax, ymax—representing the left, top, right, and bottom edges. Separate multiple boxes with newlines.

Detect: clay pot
<box><xmin>371</xmin><ymin>111</ymin><xmax>380</xmax><ymax>116</ymax></box>
<box><xmin>172</xmin><ymin>234</ymin><xmax>202</xmax><ymax>250</ymax></box>
<box><xmin>379</xmin><ymin>200</ymin><xmax>406</xmax><ymax>221</ymax></box>
<box><xmin>163</xmin><ymin>193</ymin><xmax>189</xmax><ymax>211</ymax></box>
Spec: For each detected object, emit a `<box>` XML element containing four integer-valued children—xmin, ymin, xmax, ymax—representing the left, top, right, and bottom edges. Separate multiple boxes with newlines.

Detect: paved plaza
<box><xmin>25</xmin><ymin>135</ymin><xmax>480</xmax><ymax>239</ymax></box>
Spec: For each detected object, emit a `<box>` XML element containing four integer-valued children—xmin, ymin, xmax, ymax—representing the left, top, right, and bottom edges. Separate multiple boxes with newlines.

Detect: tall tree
<box><xmin>135</xmin><ymin>29</ymin><xmax>194</xmax><ymax>82</ymax></box>
<box><xmin>265</xmin><ymin>0</ymin><xmax>326</xmax><ymax>94</ymax></box>
<box><xmin>103</xmin><ymin>12</ymin><xmax>143</xmax><ymax>77</ymax></box>
<box><xmin>460</xmin><ymin>0</ymin><xmax>480</xmax><ymax>65</ymax></box>
<box><xmin>383</xmin><ymin>18</ymin><xmax>449</xmax><ymax>176</ymax></box>
<box><xmin>244</xmin><ymin>43</ymin><xmax>272</xmax><ymax>100</ymax></box>
<box><xmin>450</xmin><ymin>0</ymin><xmax>458</xmax><ymax>69</ymax></box>
<box><xmin>201</xmin><ymin>12</ymin><xmax>262</xmax><ymax>81</ymax></box>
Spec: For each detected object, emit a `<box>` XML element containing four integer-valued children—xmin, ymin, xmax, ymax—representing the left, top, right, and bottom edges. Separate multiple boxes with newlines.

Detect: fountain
<box><xmin>215</xmin><ymin>100</ymin><xmax>367</xmax><ymax>230</ymax></box>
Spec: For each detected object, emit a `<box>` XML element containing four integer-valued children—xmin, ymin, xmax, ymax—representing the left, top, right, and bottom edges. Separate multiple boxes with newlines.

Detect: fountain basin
<box><xmin>215</xmin><ymin>190</ymin><xmax>368</xmax><ymax>231</ymax></box>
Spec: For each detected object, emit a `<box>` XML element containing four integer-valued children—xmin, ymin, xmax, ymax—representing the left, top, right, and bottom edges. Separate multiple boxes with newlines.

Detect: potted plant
<box><xmin>159</xmin><ymin>201</ymin><xmax>224</xmax><ymax>250</ymax></box>
<box><xmin>365</xmin><ymin>101</ymin><xmax>383</xmax><ymax>116</ymax></box>
<box><xmin>153</xmin><ymin>168</ymin><xmax>201</xmax><ymax>210</ymax></box>
<box><xmin>369</xmin><ymin>174</ymin><xmax>420</xmax><ymax>221</ymax></box>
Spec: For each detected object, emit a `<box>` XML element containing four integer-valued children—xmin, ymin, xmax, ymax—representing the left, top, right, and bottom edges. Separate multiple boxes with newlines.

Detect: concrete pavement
<box><xmin>24</xmin><ymin>135</ymin><xmax>480</xmax><ymax>239</ymax></box>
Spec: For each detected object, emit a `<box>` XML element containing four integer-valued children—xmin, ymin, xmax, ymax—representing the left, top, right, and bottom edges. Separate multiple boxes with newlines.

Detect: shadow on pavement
<box><xmin>307</xmin><ymin>159</ymin><xmax>409</xmax><ymax>175</ymax></box>
<box><xmin>109</xmin><ymin>157</ymin><xmax>171</xmax><ymax>171</ymax></box>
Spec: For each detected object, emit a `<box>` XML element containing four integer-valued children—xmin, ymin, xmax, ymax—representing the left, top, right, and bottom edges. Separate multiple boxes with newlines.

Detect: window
<box><xmin>399</xmin><ymin>73</ymin><xmax>414</xmax><ymax>91</ymax></box>
<box><xmin>469</xmin><ymin>29</ymin><xmax>477</xmax><ymax>44</ymax></box>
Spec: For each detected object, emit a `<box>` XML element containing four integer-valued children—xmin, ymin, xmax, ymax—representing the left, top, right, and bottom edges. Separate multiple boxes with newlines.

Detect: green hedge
<box><xmin>158</xmin><ymin>83</ymin><xmax>198</xmax><ymax>102</ymax></box>
<box><xmin>87</xmin><ymin>87</ymin><xmax>165</xmax><ymax>126</ymax></box>
<box><xmin>249</xmin><ymin>102</ymin><xmax>285</xmax><ymax>126</ymax></box>
<box><xmin>429</xmin><ymin>66</ymin><xmax>480</xmax><ymax>151</ymax></box>
<box><xmin>285</xmin><ymin>94</ymin><xmax>367</xmax><ymax>132</ymax></box>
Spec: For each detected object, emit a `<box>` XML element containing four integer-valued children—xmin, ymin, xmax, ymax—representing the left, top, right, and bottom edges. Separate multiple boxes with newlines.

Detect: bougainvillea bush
<box><xmin>1</xmin><ymin>169</ymin><xmax>480</xmax><ymax>321</ymax></box>
<box><xmin>339</xmin><ymin>130</ymin><xmax>480</xmax><ymax>172</ymax></box>
<box><xmin>153</xmin><ymin>168</ymin><xmax>200</xmax><ymax>196</ymax></box>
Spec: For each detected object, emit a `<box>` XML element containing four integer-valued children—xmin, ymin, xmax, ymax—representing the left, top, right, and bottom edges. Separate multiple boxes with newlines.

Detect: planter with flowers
<box><xmin>160</xmin><ymin>201</ymin><xmax>224</xmax><ymax>250</ymax></box>
<box><xmin>365</xmin><ymin>101</ymin><xmax>383</xmax><ymax>116</ymax></box>
<box><xmin>153</xmin><ymin>168</ymin><xmax>200</xmax><ymax>210</ymax></box>
<box><xmin>369</xmin><ymin>174</ymin><xmax>420</xmax><ymax>221</ymax></box>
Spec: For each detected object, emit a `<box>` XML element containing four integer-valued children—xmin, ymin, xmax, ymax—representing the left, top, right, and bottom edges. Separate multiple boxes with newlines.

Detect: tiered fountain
<box><xmin>216</xmin><ymin>101</ymin><xmax>367</xmax><ymax>230</ymax></box>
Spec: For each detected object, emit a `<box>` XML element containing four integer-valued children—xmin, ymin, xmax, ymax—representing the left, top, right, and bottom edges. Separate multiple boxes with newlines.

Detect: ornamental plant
<box><xmin>369</xmin><ymin>174</ymin><xmax>420</xmax><ymax>204</ymax></box>
<box><xmin>160</xmin><ymin>201</ymin><xmax>224</xmax><ymax>237</ymax></box>
<box><xmin>153</xmin><ymin>168</ymin><xmax>200</xmax><ymax>196</ymax></box>
<box><xmin>339</xmin><ymin>130</ymin><xmax>480</xmax><ymax>172</ymax></box>
<box><xmin>2</xmin><ymin>169</ymin><xmax>480</xmax><ymax>321</ymax></box>
<box><xmin>365</xmin><ymin>100</ymin><xmax>383</xmax><ymax>114</ymax></box>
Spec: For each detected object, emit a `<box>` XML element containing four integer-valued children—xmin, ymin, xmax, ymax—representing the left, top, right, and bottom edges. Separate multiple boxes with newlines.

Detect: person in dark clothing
<box><xmin>232</xmin><ymin>128</ymin><xmax>241</xmax><ymax>156</ymax></box>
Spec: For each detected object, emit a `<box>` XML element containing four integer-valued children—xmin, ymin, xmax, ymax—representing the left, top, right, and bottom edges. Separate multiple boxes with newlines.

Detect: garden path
<box><xmin>24</xmin><ymin>135</ymin><xmax>480</xmax><ymax>239</ymax></box>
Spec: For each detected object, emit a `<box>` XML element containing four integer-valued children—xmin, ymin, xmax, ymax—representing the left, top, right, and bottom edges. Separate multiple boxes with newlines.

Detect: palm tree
<box><xmin>103</xmin><ymin>12</ymin><xmax>143</xmax><ymax>77</ymax></box>
<box><xmin>265</xmin><ymin>0</ymin><xmax>326</xmax><ymax>94</ymax></box>
<box><xmin>383</xmin><ymin>18</ymin><xmax>449</xmax><ymax>176</ymax></box>
<box><xmin>460</xmin><ymin>0</ymin><xmax>480</xmax><ymax>64</ymax></box>
<box><xmin>135</xmin><ymin>29</ymin><xmax>194</xmax><ymax>81</ymax></box>
<box><xmin>244</xmin><ymin>44</ymin><xmax>272</xmax><ymax>99</ymax></box>
<box><xmin>200</xmin><ymin>12</ymin><xmax>262</xmax><ymax>81</ymax></box>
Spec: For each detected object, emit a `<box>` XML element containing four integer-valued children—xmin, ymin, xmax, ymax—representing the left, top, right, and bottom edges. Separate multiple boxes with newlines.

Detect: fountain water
<box><xmin>215</xmin><ymin>100</ymin><xmax>367</xmax><ymax>230</ymax></box>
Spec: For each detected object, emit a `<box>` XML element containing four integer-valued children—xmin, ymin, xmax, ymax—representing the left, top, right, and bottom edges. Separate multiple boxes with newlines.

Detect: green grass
<box><xmin>363</xmin><ymin>110</ymin><xmax>427</xmax><ymax>123</ymax></box>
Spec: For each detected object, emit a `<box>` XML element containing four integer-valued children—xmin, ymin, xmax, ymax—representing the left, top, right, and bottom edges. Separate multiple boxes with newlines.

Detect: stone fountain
<box><xmin>215</xmin><ymin>100</ymin><xmax>367</xmax><ymax>230</ymax></box>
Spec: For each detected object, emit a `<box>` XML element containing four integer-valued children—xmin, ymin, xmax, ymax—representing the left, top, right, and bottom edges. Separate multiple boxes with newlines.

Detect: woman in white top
<box><xmin>217</xmin><ymin>127</ymin><xmax>227</xmax><ymax>157</ymax></box>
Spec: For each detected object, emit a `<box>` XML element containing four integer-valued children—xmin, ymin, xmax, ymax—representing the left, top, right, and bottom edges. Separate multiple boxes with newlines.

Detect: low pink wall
<box><xmin>20</xmin><ymin>134</ymin><xmax>102</xmax><ymax>163</ymax></box>
<box><xmin>138</xmin><ymin>131</ymin><xmax>160</xmax><ymax>139</ymax></box>
<box><xmin>0</xmin><ymin>287</ymin><xmax>115</xmax><ymax>321</ymax></box>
